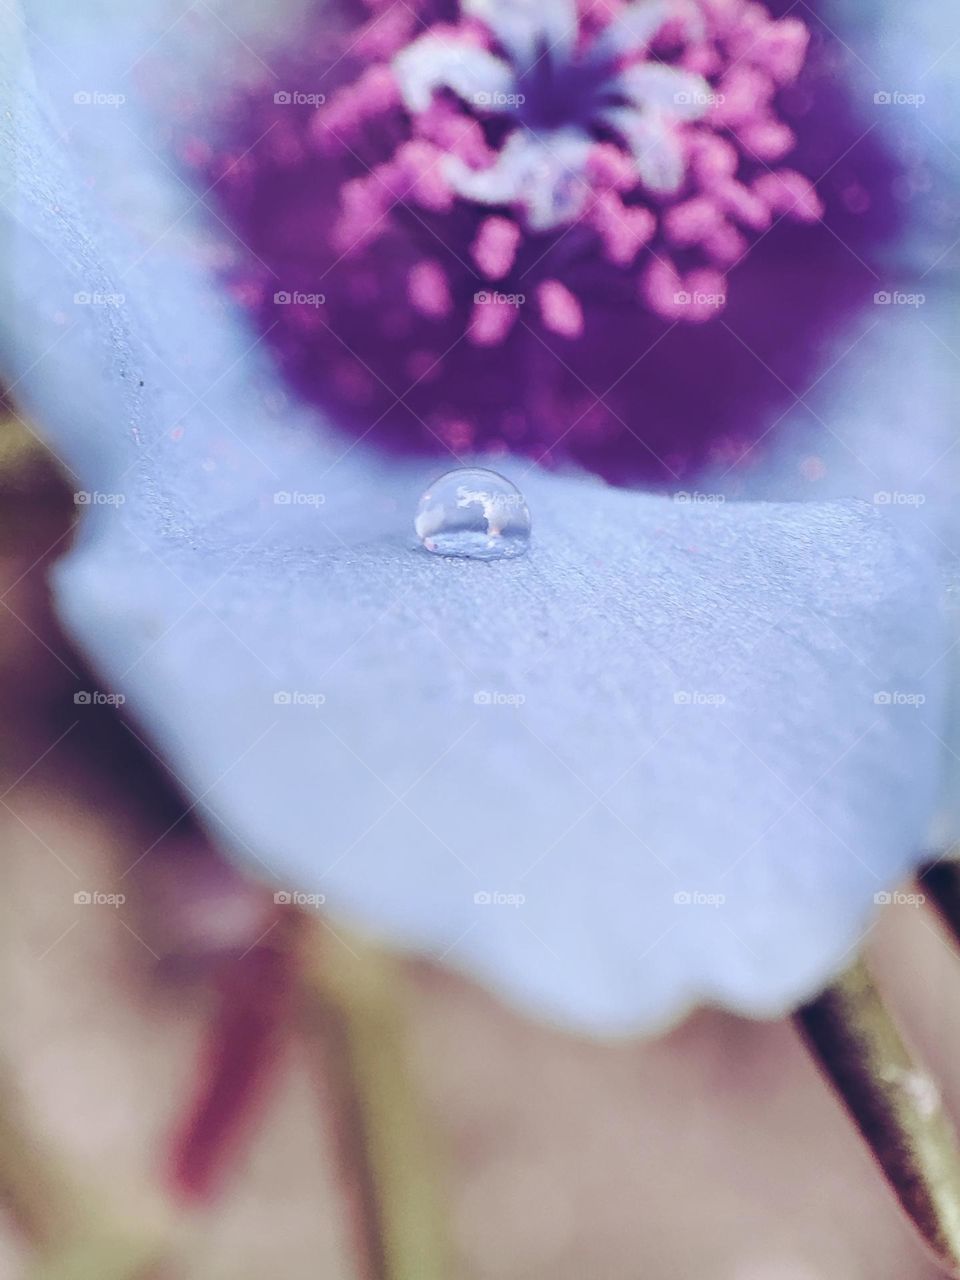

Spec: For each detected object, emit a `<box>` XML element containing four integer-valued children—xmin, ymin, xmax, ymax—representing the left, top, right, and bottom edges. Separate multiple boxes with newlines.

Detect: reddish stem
<box><xmin>165</xmin><ymin>913</ymin><xmax>300</xmax><ymax>1203</ymax></box>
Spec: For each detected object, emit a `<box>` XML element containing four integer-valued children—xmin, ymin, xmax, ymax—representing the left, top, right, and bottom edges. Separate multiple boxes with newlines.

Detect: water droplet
<box><xmin>415</xmin><ymin>468</ymin><xmax>531</xmax><ymax>560</ymax></box>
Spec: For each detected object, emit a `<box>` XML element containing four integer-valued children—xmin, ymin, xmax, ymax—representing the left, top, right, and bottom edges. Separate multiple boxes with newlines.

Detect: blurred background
<box><xmin>1</xmin><ymin>408</ymin><xmax>958</xmax><ymax>1280</ymax></box>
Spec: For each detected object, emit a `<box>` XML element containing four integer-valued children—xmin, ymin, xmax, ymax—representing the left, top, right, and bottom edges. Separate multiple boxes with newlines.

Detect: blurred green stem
<box><xmin>301</xmin><ymin>921</ymin><xmax>450</xmax><ymax>1280</ymax></box>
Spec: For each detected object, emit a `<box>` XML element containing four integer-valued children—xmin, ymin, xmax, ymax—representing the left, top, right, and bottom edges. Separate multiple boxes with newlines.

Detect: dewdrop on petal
<box><xmin>415</xmin><ymin>468</ymin><xmax>531</xmax><ymax>560</ymax></box>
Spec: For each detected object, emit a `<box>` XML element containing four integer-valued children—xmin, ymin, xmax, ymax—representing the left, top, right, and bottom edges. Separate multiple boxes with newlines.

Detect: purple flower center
<box><xmin>190</xmin><ymin>0</ymin><xmax>906</xmax><ymax>482</ymax></box>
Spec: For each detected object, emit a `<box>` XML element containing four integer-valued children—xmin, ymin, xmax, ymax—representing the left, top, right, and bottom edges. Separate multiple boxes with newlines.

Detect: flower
<box><xmin>186</xmin><ymin>0</ymin><xmax>934</xmax><ymax>478</ymax></box>
<box><xmin>0</xmin><ymin>0</ymin><xmax>956</xmax><ymax>1034</ymax></box>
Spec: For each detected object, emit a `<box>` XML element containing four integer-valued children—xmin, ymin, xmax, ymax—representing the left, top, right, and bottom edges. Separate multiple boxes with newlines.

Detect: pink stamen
<box><xmin>314</xmin><ymin>66</ymin><xmax>401</xmax><ymax>147</ymax></box>
<box><xmin>664</xmin><ymin>195</ymin><xmax>722</xmax><ymax>248</ymax></box>
<box><xmin>753</xmin><ymin>169</ymin><xmax>825</xmax><ymax>221</ymax></box>
<box><xmin>736</xmin><ymin>119</ymin><xmax>796</xmax><ymax>162</ymax></box>
<box><xmin>538</xmin><ymin>279</ymin><xmax>585</xmax><ymax>339</ymax></box>
<box><xmin>713</xmin><ymin>67</ymin><xmax>775</xmax><ymax>127</ymax></box>
<box><xmin>470</xmin><ymin>216</ymin><xmax>521</xmax><ymax>279</ymax></box>
<box><xmin>408</xmin><ymin>260</ymin><xmax>453</xmax><ymax>318</ymax></box>
<box><xmin>414</xmin><ymin>98</ymin><xmax>493</xmax><ymax>167</ymax></box>
<box><xmin>589</xmin><ymin>193</ymin><xmax>655</xmax><ymax>265</ymax></box>
<box><xmin>701</xmin><ymin>222</ymin><xmax>749</xmax><ymax>266</ymax></box>
<box><xmin>715</xmin><ymin>179</ymin><xmax>772</xmax><ymax>232</ymax></box>
<box><xmin>469</xmin><ymin>296</ymin><xmax>520</xmax><ymax>346</ymax></box>
<box><xmin>393</xmin><ymin>140</ymin><xmax>455</xmax><ymax>210</ymax></box>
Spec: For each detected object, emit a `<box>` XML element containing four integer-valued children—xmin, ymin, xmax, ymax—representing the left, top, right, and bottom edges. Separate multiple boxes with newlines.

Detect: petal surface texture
<box><xmin>0</xmin><ymin>1</ymin><xmax>954</xmax><ymax>1033</ymax></box>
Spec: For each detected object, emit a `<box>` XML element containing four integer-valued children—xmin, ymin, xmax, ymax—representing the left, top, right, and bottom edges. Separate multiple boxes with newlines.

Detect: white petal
<box><xmin>601</xmin><ymin>106</ymin><xmax>686</xmax><ymax>193</ymax></box>
<box><xmin>586</xmin><ymin>0</ymin><xmax>672</xmax><ymax>65</ymax></box>
<box><xmin>393</xmin><ymin>35</ymin><xmax>516</xmax><ymax>114</ymax></box>
<box><xmin>618</xmin><ymin>64</ymin><xmax>712</xmax><ymax>120</ymax></box>
<box><xmin>446</xmin><ymin>128</ymin><xmax>592</xmax><ymax>228</ymax></box>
